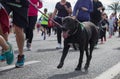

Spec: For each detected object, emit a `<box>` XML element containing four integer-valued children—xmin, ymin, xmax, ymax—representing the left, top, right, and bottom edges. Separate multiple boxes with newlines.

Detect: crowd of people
<box><xmin>0</xmin><ymin>0</ymin><xmax>120</xmax><ymax>68</ymax></box>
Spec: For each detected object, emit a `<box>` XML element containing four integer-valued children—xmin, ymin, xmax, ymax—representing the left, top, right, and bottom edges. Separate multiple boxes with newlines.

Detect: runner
<box><xmin>25</xmin><ymin>0</ymin><xmax>42</xmax><ymax>51</ymax></box>
<box><xmin>0</xmin><ymin>3</ymin><xmax>14</xmax><ymax>65</ymax></box>
<box><xmin>1</xmin><ymin>0</ymin><xmax>29</xmax><ymax>67</ymax></box>
<box><xmin>52</xmin><ymin>0</ymin><xmax>72</xmax><ymax>49</ymax></box>
<box><xmin>39</xmin><ymin>8</ymin><xmax>49</xmax><ymax>40</ymax></box>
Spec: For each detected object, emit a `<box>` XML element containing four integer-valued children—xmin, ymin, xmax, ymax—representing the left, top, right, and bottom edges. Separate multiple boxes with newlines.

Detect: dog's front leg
<box><xmin>75</xmin><ymin>46</ymin><xmax>85</xmax><ymax>71</ymax></box>
<box><xmin>57</xmin><ymin>42</ymin><xmax>70</xmax><ymax>69</ymax></box>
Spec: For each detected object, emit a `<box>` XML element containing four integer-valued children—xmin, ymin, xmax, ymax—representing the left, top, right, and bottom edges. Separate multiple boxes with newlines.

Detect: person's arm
<box><xmin>81</xmin><ymin>0</ymin><xmax>93</xmax><ymax>12</ymax></box>
<box><xmin>52</xmin><ymin>2</ymin><xmax>58</xmax><ymax>19</ymax></box>
<box><xmin>88</xmin><ymin>0</ymin><xmax>93</xmax><ymax>12</ymax></box>
<box><xmin>64</xmin><ymin>2</ymin><xmax>72</xmax><ymax>15</ymax></box>
<box><xmin>39</xmin><ymin>15</ymin><xmax>42</xmax><ymax>21</ymax></box>
<box><xmin>38</xmin><ymin>0</ymin><xmax>43</xmax><ymax>8</ymax></box>
<box><xmin>97</xmin><ymin>1</ymin><xmax>104</xmax><ymax>12</ymax></box>
<box><xmin>73</xmin><ymin>1</ymin><xmax>79</xmax><ymax>16</ymax></box>
<box><xmin>52</xmin><ymin>8</ymin><xmax>57</xmax><ymax>19</ymax></box>
<box><xmin>81</xmin><ymin>7</ymin><xmax>88</xmax><ymax>11</ymax></box>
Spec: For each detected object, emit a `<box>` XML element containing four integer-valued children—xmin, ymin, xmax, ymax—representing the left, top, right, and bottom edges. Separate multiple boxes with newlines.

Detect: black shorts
<box><xmin>41</xmin><ymin>24</ymin><xmax>48</xmax><ymax>28</ymax></box>
<box><xmin>2</xmin><ymin>3</ymin><xmax>28</xmax><ymax>29</ymax></box>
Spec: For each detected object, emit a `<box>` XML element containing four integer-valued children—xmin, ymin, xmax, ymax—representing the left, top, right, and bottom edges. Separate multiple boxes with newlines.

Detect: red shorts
<box><xmin>0</xmin><ymin>8</ymin><xmax>9</xmax><ymax>34</ymax></box>
<box><xmin>36</xmin><ymin>23</ymin><xmax>41</xmax><ymax>28</ymax></box>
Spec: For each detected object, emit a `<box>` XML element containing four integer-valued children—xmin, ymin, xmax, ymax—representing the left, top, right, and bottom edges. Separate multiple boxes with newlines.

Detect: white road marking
<box><xmin>0</xmin><ymin>60</ymin><xmax>40</xmax><ymax>72</ymax></box>
<box><xmin>94</xmin><ymin>62</ymin><xmax>120</xmax><ymax>79</ymax></box>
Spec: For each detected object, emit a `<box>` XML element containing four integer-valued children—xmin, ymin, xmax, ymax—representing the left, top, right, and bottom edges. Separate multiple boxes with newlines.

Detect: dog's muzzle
<box><xmin>62</xmin><ymin>30</ymin><xmax>70</xmax><ymax>39</ymax></box>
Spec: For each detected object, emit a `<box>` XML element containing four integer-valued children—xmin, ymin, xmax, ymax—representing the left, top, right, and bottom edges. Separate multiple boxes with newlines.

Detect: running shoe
<box><xmin>26</xmin><ymin>43</ymin><xmax>31</xmax><ymax>51</ymax></box>
<box><xmin>15</xmin><ymin>55</ymin><xmax>25</xmax><ymax>68</ymax></box>
<box><xmin>0</xmin><ymin>55</ymin><xmax>5</xmax><ymax>61</ymax></box>
<box><xmin>1</xmin><ymin>42</ymin><xmax>14</xmax><ymax>65</ymax></box>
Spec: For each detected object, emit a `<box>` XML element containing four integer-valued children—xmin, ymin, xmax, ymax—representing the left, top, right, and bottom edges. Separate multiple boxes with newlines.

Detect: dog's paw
<box><xmin>75</xmin><ymin>67</ymin><xmax>81</xmax><ymax>71</ymax></box>
<box><xmin>84</xmin><ymin>65</ymin><xmax>89</xmax><ymax>71</ymax></box>
<box><xmin>57</xmin><ymin>63</ymin><xmax>64</xmax><ymax>69</ymax></box>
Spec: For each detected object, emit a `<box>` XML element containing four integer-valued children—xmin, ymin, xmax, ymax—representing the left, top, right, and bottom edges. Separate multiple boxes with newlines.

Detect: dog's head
<box><xmin>61</xmin><ymin>16</ymin><xmax>78</xmax><ymax>39</ymax></box>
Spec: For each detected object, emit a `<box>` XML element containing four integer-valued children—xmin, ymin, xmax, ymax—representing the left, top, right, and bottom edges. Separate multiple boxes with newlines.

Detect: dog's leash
<box><xmin>27</xmin><ymin>0</ymin><xmax>63</xmax><ymax>28</ymax></box>
<box><xmin>0</xmin><ymin>0</ymin><xmax>62</xmax><ymax>27</ymax></box>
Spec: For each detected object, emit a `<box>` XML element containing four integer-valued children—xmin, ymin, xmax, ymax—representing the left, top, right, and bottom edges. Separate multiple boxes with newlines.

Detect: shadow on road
<box><xmin>47</xmin><ymin>71</ymin><xmax>88</xmax><ymax>79</ymax></box>
<box><xmin>36</xmin><ymin>48</ymin><xmax>61</xmax><ymax>52</ymax></box>
<box><xmin>36</xmin><ymin>48</ymin><xmax>80</xmax><ymax>53</ymax></box>
<box><xmin>113</xmin><ymin>47</ymin><xmax>120</xmax><ymax>50</ymax></box>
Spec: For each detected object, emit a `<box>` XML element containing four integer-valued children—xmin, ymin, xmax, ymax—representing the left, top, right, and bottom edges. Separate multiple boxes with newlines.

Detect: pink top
<box><xmin>28</xmin><ymin>0</ymin><xmax>43</xmax><ymax>16</ymax></box>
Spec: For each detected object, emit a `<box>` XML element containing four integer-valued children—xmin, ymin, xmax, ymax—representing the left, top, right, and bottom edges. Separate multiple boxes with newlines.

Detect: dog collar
<box><xmin>71</xmin><ymin>22</ymin><xmax>85</xmax><ymax>36</ymax></box>
<box><xmin>79</xmin><ymin>22</ymin><xmax>84</xmax><ymax>31</ymax></box>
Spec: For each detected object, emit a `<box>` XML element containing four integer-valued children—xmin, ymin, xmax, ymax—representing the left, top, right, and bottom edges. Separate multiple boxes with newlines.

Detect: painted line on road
<box><xmin>94</xmin><ymin>62</ymin><xmax>120</xmax><ymax>79</ymax></box>
<box><xmin>0</xmin><ymin>60</ymin><xmax>40</xmax><ymax>72</ymax></box>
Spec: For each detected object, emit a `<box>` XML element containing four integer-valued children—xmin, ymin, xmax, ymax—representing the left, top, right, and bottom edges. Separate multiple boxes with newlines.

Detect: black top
<box><xmin>0</xmin><ymin>0</ymin><xmax>29</xmax><ymax>7</ymax></box>
<box><xmin>55</xmin><ymin>1</ymin><xmax>71</xmax><ymax>17</ymax></box>
<box><xmin>90</xmin><ymin>1</ymin><xmax>103</xmax><ymax>22</ymax></box>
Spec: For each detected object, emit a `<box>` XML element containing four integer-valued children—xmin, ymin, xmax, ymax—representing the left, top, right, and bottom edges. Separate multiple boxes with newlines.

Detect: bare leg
<box><xmin>0</xmin><ymin>23</ymin><xmax>8</xmax><ymax>41</ymax></box>
<box><xmin>0</xmin><ymin>35</ymin><xmax>14</xmax><ymax>65</ymax></box>
<box><xmin>14</xmin><ymin>25</ymin><xmax>24</xmax><ymax>55</ymax></box>
<box><xmin>0</xmin><ymin>35</ymin><xmax>9</xmax><ymax>51</ymax></box>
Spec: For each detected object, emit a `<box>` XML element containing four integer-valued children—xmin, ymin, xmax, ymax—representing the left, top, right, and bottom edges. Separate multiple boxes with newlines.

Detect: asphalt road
<box><xmin>0</xmin><ymin>30</ymin><xmax>120</xmax><ymax>79</ymax></box>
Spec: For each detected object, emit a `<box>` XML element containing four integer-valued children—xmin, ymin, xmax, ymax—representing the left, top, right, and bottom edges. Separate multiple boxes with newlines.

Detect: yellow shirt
<box><xmin>40</xmin><ymin>14</ymin><xmax>48</xmax><ymax>25</ymax></box>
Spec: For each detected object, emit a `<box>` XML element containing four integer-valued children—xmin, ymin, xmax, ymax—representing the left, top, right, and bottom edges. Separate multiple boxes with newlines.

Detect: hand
<box><xmin>64</xmin><ymin>5</ymin><xmax>69</xmax><ymax>11</ymax></box>
<box><xmin>97</xmin><ymin>7</ymin><xmax>102</xmax><ymax>11</ymax></box>
<box><xmin>71</xmin><ymin>16</ymin><xmax>76</xmax><ymax>19</ymax></box>
<box><xmin>81</xmin><ymin>7</ymin><xmax>88</xmax><ymax>11</ymax></box>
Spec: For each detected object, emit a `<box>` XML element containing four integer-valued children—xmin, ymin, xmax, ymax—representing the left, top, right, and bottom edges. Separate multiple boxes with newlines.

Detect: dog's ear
<box><xmin>63</xmin><ymin>16</ymin><xmax>73</xmax><ymax>23</ymax></box>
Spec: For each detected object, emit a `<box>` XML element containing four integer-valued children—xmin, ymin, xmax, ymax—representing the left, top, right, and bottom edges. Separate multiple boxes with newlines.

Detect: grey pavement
<box><xmin>113</xmin><ymin>74</ymin><xmax>120</xmax><ymax>79</ymax></box>
<box><xmin>0</xmin><ymin>30</ymin><xmax>120</xmax><ymax>79</ymax></box>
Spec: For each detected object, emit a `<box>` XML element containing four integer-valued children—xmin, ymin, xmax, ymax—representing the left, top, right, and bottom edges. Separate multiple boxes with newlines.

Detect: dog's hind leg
<box><xmin>57</xmin><ymin>44</ymin><xmax>70</xmax><ymax>69</ymax></box>
<box><xmin>84</xmin><ymin>42</ymin><xmax>94</xmax><ymax>71</ymax></box>
<box><xmin>84</xmin><ymin>43</ymin><xmax>90</xmax><ymax>71</ymax></box>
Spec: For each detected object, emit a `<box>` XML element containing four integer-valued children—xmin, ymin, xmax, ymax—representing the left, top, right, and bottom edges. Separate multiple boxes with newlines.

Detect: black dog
<box><xmin>57</xmin><ymin>17</ymin><xmax>99</xmax><ymax>71</ymax></box>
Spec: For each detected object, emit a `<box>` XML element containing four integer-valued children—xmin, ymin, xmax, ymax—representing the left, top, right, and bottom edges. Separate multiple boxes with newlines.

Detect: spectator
<box><xmin>108</xmin><ymin>13</ymin><xmax>115</xmax><ymax>38</ymax></box>
<box><xmin>52</xmin><ymin>0</ymin><xmax>72</xmax><ymax>49</ymax></box>
<box><xmin>73</xmin><ymin>0</ymin><xmax>93</xmax><ymax>22</ymax></box>
<box><xmin>117</xmin><ymin>14</ymin><xmax>120</xmax><ymax>37</ymax></box>
<box><xmin>99</xmin><ymin>13</ymin><xmax>109</xmax><ymax>43</ymax></box>
<box><xmin>90</xmin><ymin>0</ymin><xmax>104</xmax><ymax>26</ymax></box>
<box><xmin>90</xmin><ymin>0</ymin><xmax>104</xmax><ymax>47</ymax></box>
